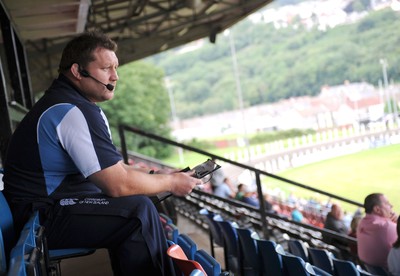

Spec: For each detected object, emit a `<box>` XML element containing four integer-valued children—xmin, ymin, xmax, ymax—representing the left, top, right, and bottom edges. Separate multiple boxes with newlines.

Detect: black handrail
<box><xmin>118</xmin><ymin>124</ymin><xmax>363</xmax><ymax>238</ymax></box>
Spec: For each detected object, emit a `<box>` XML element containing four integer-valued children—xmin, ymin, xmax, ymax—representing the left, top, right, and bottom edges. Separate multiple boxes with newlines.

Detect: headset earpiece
<box><xmin>79</xmin><ymin>68</ymin><xmax>90</xmax><ymax>78</ymax></box>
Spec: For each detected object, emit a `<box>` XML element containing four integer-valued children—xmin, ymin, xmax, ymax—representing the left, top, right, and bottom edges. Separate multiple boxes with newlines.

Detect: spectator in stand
<box><xmin>291</xmin><ymin>204</ymin><xmax>305</xmax><ymax>223</ymax></box>
<box><xmin>235</xmin><ymin>183</ymin><xmax>246</xmax><ymax>201</ymax></box>
<box><xmin>357</xmin><ymin>193</ymin><xmax>398</xmax><ymax>270</ymax></box>
<box><xmin>323</xmin><ymin>203</ymin><xmax>350</xmax><ymax>257</ymax></box>
<box><xmin>241</xmin><ymin>186</ymin><xmax>259</xmax><ymax>207</ymax></box>
<box><xmin>239</xmin><ymin>185</ymin><xmax>277</xmax><ymax>213</ymax></box>
<box><xmin>324</xmin><ymin>203</ymin><xmax>349</xmax><ymax>235</ymax></box>
<box><xmin>2</xmin><ymin>31</ymin><xmax>200</xmax><ymax>275</ymax></box>
<box><xmin>388</xmin><ymin>217</ymin><xmax>400</xmax><ymax>276</ymax></box>
<box><xmin>213</xmin><ymin>177</ymin><xmax>234</xmax><ymax>199</ymax></box>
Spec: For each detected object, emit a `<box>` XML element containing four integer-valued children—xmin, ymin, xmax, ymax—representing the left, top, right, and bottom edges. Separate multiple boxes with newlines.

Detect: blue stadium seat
<box><xmin>308</xmin><ymin>247</ymin><xmax>334</xmax><ymax>274</ymax></box>
<box><xmin>164</xmin><ymin>223</ymin><xmax>180</xmax><ymax>244</ymax></box>
<box><xmin>362</xmin><ymin>263</ymin><xmax>388</xmax><ymax>276</ymax></box>
<box><xmin>276</xmin><ymin>243</ymin><xmax>332</xmax><ymax>276</ymax></box>
<box><xmin>255</xmin><ymin>239</ymin><xmax>284</xmax><ymax>276</ymax></box>
<box><xmin>199</xmin><ymin>209</ymin><xmax>224</xmax><ymax>258</ymax></box>
<box><xmin>0</xmin><ymin>191</ymin><xmax>16</xmax><ymax>273</ymax></box>
<box><xmin>160</xmin><ymin>213</ymin><xmax>173</xmax><ymax>225</ymax></box>
<box><xmin>0</xmin><ymin>191</ymin><xmax>95</xmax><ymax>275</ymax></box>
<box><xmin>178</xmin><ymin>234</ymin><xmax>198</xmax><ymax>260</ymax></box>
<box><xmin>8</xmin><ymin>211</ymin><xmax>45</xmax><ymax>276</ymax></box>
<box><xmin>215</xmin><ymin>220</ymin><xmax>239</xmax><ymax>275</ymax></box>
<box><xmin>288</xmin><ymin>239</ymin><xmax>308</xmax><ymax>262</ymax></box>
<box><xmin>1</xmin><ymin>228</ymin><xmax>7</xmax><ymax>275</ymax></box>
<box><xmin>278</xmin><ymin>251</ymin><xmax>312</xmax><ymax>276</ymax></box>
<box><xmin>332</xmin><ymin>258</ymin><xmax>359</xmax><ymax>276</ymax></box>
<box><xmin>194</xmin><ymin>249</ymin><xmax>221</xmax><ymax>276</ymax></box>
<box><xmin>236</xmin><ymin>228</ymin><xmax>260</xmax><ymax>276</ymax></box>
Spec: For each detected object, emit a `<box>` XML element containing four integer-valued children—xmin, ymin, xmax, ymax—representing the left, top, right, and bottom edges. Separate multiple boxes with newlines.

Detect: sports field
<box><xmin>264</xmin><ymin>144</ymin><xmax>400</xmax><ymax>213</ymax></box>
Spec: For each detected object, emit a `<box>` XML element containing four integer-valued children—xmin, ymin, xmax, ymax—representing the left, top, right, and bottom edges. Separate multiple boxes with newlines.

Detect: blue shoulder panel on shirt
<box><xmin>38</xmin><ymin>104</ymin><xmax>76</xmax><ymax>195</ymax></box>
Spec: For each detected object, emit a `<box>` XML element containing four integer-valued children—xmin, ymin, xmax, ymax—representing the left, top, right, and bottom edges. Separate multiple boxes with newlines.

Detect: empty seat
<box><xmin>256</xmin><ymin>239</ymin><xmax>284</xmax><ymax>276</ymax></box>
<box><xmin>281</xmin><ymin>253</ymin><xmax>314</xmax><ymax>276</ymax></box>
<box><xmin>332</xmin><ymin>258</ymin><xmax>360</xmax><ymax>276</ymax></box>
<box><xmin>236</xmin><ymin>228</ymin><xmax>260</xmax><ymax>276</ymax></box>
<box><xmin>0</xmin><ymin>191</ymin><xmax>16</xmax><ymax>269</ymax></box>
<box><xmin>276</xmin><ymin>243</ymin><xmax>332</xmax><ymax>276</ymax></box>
<box><xmin>199</xmin><ymin>209</ymin><xmax>224</xmax><ymax>258</ymax></box>
<box><xmin>194</xmin><ymin>249</ymin><xmax>222</xmax><ymax>276</ymax></box>
<box><xmin>215</xmin><ymin>220</ymin><xmax>239</xmax><ymax>274</ymax></box>
<box><xmin>0</xmin><ymin>228</ymin><xmax>6</xmax><ymax>275</ymax></box>
<box><xmin>362</xmin><ymin>263</ymin><xmax>388</xmax><ymax>276</ymax></box>
<box><xmin>178</xmin><ymin>234</ymin><xmax>198</xmax><ymax>260</ymax></box>
<box><xmin>160</xmin><ymin>213</ymin><xmax>173</xmax><ymax>224</ymax></box>
<box><xmin>308</xmin><ymin>247</ymin><xmax>334</xmax><ymax>274</ymax></box>
<box><xmin>288</xmin><ymin>239</ymin><xmax>308</xmax><ymax>262</ymax></box>
<box><xmin>164</xmin><ymin>223</ymin><xmax>180</xmax><ymax>244</ymax></box>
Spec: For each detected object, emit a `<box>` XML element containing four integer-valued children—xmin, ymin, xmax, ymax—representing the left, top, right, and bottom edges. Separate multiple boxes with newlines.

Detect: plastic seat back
<box><xmin>332</xmin><ymin>258</ymin><xmax>359</xmax><ymax>276</ymax></box>
<box><xmin>236</xmin><ymin>228</ymin><xmax>260</xmax><ymax>276</ymax></box>
<box><xmin>194</xmin><ymin>249</ymin><xmax>221</xmax><ymax>276</ymax></box>
<box><xmin>164</xmin><ymin>223</ymin><xmax>180</xmax><ymax>244</ymax></box>
<box><xmin>256</xmin><ymin>239</ymin><xmax>284</xmax><ymax>276</ymax></box>
<box><xmin>178</xmin><ymin>234</ymin><xmax>198</xmax><ymax>260</ymax></box>
<box><xmin>0</xmin><ymin>228</ymin><xmax>6</xmax><ymax>275</ymax></box>
<box><xmin>216</xmin><ymin>220</ymin><xmax>239</xmax><ymax>274</ymax></box>
<box><xmin>199</xmin><ymin>209</ymin><xmax>224</xmax><ymax>259</ymax></box>
<box><xmin>308</xmin><ymin>247</ymin><xmax>334</xmax><ymax>274</ymax></box>
<box><xmin>0</xmin><ymin>191</ymin><xmax>16</xmax><ymax>267</ymax></box>
<box><xmin>281</xmin><ymin>253</ymin><xmax>311</xmax><ymax>276</ymax></box>
<box><xmin>288</xmin><ymin>239</ymin><xmax>308</xmax><ymax>262</ymax></box>
<box><xmin>363</xmin><ymin>263</ymin><xmax>388</xmax><ymax>276</ymax></box>
<box><xmin>8</xmin><ymin>211</ymin><xmax>44</xmax><ymax>276</ymax></box>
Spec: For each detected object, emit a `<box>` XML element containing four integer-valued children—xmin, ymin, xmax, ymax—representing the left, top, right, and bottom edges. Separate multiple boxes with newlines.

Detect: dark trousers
<box><xmin>43</xmin><ymin>194</ymin><xmax>174</xmax><ymax>276</ymax></box>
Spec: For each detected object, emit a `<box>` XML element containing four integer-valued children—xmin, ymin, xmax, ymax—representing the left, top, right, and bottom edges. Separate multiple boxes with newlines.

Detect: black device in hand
<box><xmin>191</xmin><ymin>159</ymin><xmax>221</xmax><ymax>179</ymax></box>
<box><xmin>152</xmin><ymin>159</ymin><xmax>222</xmax><ymax>204</ymax></box>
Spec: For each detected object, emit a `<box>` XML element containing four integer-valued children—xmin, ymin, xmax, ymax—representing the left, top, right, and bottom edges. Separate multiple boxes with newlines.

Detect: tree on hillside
<box><xmin>99</xmin><ymin>61</ymin><xmax>173</xmax><ymax>159</ymax></box>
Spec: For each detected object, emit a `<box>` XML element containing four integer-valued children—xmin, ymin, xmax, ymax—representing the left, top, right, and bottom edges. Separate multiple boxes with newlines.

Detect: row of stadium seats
<box><xmin>198</xmin><ymin>208</ymin><xmax>376</xmax><ymax>276</ymax></box>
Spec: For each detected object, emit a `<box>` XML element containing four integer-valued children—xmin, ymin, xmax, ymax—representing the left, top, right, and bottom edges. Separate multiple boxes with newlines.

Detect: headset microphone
<box><xmin>79</xmin><ymin>69</ymin><xmax>114</xmax><ymax>91</ymax></box>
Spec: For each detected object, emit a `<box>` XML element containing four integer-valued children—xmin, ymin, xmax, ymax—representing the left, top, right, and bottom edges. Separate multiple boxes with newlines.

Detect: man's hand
<box><xmin>153</xmin><ymin>168</ymin><xmax>180</xmax><ymax>175</ymax></box>
<box><xmin>389</xmin><ymin>211</ymin><xmax>398</xmax><ymax>223</ymax></box>
<box><xmin>169</xmin><ymin>171</ymin><xmax>201</xmax><ymax>197</ymax></box>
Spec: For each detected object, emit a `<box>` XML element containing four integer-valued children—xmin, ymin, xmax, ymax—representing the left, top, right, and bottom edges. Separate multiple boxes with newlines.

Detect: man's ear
<box><xmin>373</xmin><ymin>205</ymin><xmax>382</xmax><ymax>215</ymax></box>
<box><xmin>70</xmin><ymin>63</ymin><xmax>81</xmax><ymax>79</ymax></box>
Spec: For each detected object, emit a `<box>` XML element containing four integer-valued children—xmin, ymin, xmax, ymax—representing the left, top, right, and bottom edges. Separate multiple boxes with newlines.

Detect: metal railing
<box><xmin>118</xmin><ymin>124</ymin><xmax>363</xmax><ymax>241</ymax></box>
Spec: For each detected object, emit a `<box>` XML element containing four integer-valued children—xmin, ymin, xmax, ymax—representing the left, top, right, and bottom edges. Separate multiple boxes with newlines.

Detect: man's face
<box><xmin>80</xmin><ymin>47</ymin><xmax>119</xmax><ymax>103</ymax></box>
<box><xmin>375</xmin><ymin>195</ymin><xmax>393</xmax><ymax>218</ymax></box>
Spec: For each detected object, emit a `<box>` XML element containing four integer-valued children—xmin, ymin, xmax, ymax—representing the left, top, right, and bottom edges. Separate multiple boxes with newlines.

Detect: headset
<box><xmin>79</xmin><ymin>68</ymin><xmax>114</xmax><ymax>91</ymax></box>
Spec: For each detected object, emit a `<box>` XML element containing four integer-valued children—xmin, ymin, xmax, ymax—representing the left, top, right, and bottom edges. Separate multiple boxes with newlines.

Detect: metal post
<box><xmin>226</xmin><ymin>29</ymin><xmax>251</xmax><ymax>161</ymax></box>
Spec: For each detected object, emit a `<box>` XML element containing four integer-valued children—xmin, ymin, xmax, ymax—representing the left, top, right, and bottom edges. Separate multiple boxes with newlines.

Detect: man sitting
<box><xmin>357</xmin><ymin>193</ymin><xmax>398</xmax><ymax>270</ymax></box>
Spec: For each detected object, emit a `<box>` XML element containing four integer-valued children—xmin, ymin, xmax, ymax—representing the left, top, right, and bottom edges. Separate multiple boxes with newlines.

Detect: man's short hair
<box><xmin>58</xmin><ymin>31</ymin><xmax>117</xmax><ymax>73</ymax></box>
<box><xmin>364</xmin><ymin>193</ymin><xmax>383</xmax><ymax>214</ymax></box>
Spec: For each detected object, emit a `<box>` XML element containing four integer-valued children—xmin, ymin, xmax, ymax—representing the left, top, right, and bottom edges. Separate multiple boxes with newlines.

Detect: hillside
<box><xmin>146</xmin><ymin>7</ymin><xmax>400</xmax><ymax>119</ymax></box>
